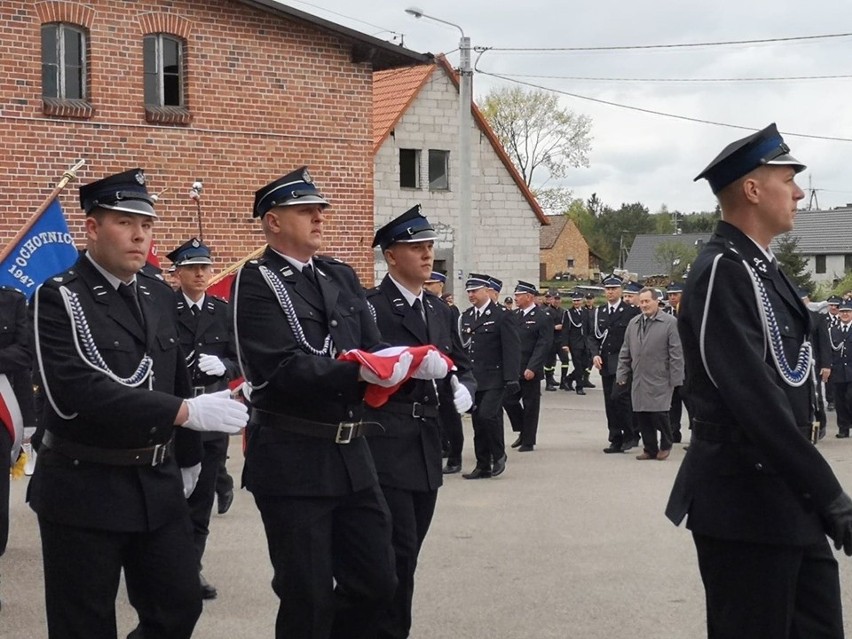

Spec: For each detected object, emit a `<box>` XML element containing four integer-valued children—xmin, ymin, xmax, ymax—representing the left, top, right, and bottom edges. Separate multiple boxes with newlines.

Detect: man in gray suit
<box><xmin>616</xmin><ymin>287</ymin><xmax>683</xmax><ymax>461</ymax></box>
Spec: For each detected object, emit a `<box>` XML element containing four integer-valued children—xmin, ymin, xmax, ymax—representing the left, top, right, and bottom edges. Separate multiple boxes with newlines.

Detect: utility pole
<box><xmin>806</xmin><ymin>175</ymin><xmax>820</xmax><ymax>211</ymax></box>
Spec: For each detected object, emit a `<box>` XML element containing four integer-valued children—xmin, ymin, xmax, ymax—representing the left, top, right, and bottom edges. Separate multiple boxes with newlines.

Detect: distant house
<box><xmin>372</xmin><ymin>56</ymin><xmax>548</xmax><ymax>293</ymax></box>
<box><xmin>624</xmin><ymin>233</ymin><xmax>712</xmax><ymax>281</ymax></box>
<box><xmin>772</xmin><ymin>207</ymin><xmax>852</xmax><ymax>284</ymax></box>
<box><xmin>539</xmin><ymin>215</ymin><xmax>598</xmax><ymax>281</ymax></box>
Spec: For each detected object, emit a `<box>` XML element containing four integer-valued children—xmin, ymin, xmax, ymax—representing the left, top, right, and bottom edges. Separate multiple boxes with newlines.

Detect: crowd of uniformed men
<box><xmin>4</xmin><ymin>135</ymin><xmax>852</xmax><ymax>638</ymax></box>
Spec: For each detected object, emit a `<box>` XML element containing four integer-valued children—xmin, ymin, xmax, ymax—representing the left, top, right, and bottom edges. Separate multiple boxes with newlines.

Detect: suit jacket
<box><xmin>28</xmin><ymin>256</ymin><xmax>199</xmax><ymax>532</ymax></box>
<box><xmin>666</xmin><ymin>221</ymin><xmax>842</xmax><ymax>546</ymax></box>
<box><xmin>616</xmin><ymin>311</ymin><xmax>684</xmax><ymax>412</ymax></box>
<box><xmin>364</xmin><ymin>277</ymin><xmax>475</xmax><ymax>492</ymax></box>
<box><xmin>0</xmin><ymin>287</ymin><xmax>34</xmax><ymax>435</ymax></box>
<box><xmin>235</xmin><ymin>247</ymin><xmax>383</xmax><ymax>497</ymax></box>
<box><xmin>562</xmin><ymin>307</ymin><xmax>588</xmax><ymax>355</ymax></box>
<box><xmin>590</xmin><ymin>301</ymin><xmax>640</xmax><ymax>376</ymax></box>
<box><xmin>514</xmin><ymin>306</ymin><xmax>552</xmax><ymax>379</ymax></box>
<box><xmin>460</xmin><ymin>300</ymin><xmax>521</xmax><ymax>391</ymax></box>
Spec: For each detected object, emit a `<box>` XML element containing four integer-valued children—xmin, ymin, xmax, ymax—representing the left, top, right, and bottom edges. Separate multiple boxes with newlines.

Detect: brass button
<box><xmin>330</xmin><ymin>320</ymin><xmax>338</xmax><ymax>327</ymax></box>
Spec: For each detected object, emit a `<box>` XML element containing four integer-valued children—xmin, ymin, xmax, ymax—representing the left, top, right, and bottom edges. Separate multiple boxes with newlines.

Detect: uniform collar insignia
<box><xmin>752</xmin><ymin>256</ymin><xmax>768</xmax><ymax>274</ymax></box>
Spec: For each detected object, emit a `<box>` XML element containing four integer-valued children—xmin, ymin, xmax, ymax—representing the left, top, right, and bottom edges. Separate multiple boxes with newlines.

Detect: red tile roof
<box><xmin>373</xmin><ymin>64</ymin><xmax>435</xmax><ymax>152</ymax></box>
<box><xmin>372</xmin><ymin>56</ymin><xmax>548</xmax><ymax>226</ymax></box>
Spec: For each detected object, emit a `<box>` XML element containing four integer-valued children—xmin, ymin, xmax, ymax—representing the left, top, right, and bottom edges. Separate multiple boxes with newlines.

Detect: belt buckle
<box><xmin>192</xmin><ymin>386</ymin><xmax>206</xmax><ymax>397</ymax></box>
<box><xmin>150</xmin><ymin>443</ymin><xmax>168</xmax><ymax>466</ymax></box>
<box><xmin>411</xmin><ymin>402</ymin><xmax>424</xmax><ymax>418</ymax></box>
<box><xmin>335</xmin><ymin>422</ymin><xmax>357</xmax><ymax>444</ymax></box>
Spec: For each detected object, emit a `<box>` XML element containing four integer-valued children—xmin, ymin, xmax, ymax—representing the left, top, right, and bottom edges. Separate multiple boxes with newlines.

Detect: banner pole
<box><xmin>0</xmin><ymin>159</ymin><xmax>86</xmax><ymax>264</ymax></box>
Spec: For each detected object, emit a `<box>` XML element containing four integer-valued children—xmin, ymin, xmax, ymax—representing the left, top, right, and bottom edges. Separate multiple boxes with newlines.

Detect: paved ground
<box><xmin>5</xmin><ymin>384</ymin><xmax>852</xmax><ymax>638</ymax></box>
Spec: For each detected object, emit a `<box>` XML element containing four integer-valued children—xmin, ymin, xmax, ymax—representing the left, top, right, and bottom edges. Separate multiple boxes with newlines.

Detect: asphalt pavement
<box><xmin>4</xmin><ymin>383</ymin><xmax>852</xmax><ymax>638</ymax></box>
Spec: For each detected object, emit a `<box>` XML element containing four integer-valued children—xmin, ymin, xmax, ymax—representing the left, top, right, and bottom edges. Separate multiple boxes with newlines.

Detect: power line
<box><xmin>492</xmin><ymin>72</ymin><xmax>852</xmax><ymax>83</ymax></box>
<box><xmin>479</xmin><ymin>31</ymin><xmax>852</xmax><ymax>53</ymax></box>
<box><xmin>284</xmin><ymin>0</ymin><xmax>405</xmax><ymax>42</ymax></box>
<box><xmin>476</xmin><ymin>70</ymin><xmax>852</xmax><ymax>143</ymax></box>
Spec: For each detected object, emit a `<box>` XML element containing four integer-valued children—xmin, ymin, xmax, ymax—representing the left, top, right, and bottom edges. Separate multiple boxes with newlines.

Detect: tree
<box><xmin>775</xmin><ymin>233</ymin><xmax>814</xmax><ymax>294</ymax></box>
<box><xmin>481</xmin><ymin>86</ymin><xmax>592</xmax><ymax>212</ymax></box>
<box><xmin>593</xmin><ymin>202</ymin><xmax>655</xmax><ymax>270</ymax></box>
<box><xmin>654</xmin><ymin>241</ymin><xmax>697</xmax><ymax>281</ymax></box>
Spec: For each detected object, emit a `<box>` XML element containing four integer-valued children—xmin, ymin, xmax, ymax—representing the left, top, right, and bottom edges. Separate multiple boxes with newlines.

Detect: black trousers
<box><xmin>38</xmin><ymin>515</ymin><xmax>201</xmax><ymax>639</ymax></box>
<box><xmin>503</xmin><ymin>377</ymin><xmax>542</xmax><ymax>446</ymax></box>
<box><xmin>376</xmin><ymin>487</ymin><xmax>438</xmax><ymax>639</ymax></box>
<box><xmin>438</xmin><ymin>392</ymin><xmax>464</xmax><ymax>466</ymax></box>
<box><xmin>215</xmin><ymin>436</ymin><xmax>234</xmax><ymax>499</ymax></box>
<box><xmin>0</xmin><ymin>426</ymin><xmax>11</xmax><ymax>556</ymax></box>
<box><xmin>253</xmin><ymin>484</ymin><xmax>397</xmax><ymax>639</ymax></box>
<box><xmin>832</xmin><ymin>381</ymin><xmax>852</xmax><ymax>433</ymax></box>
<box><xmin>602</xmin><ymin>374</ymin><xmax>632</xmax><ymax>445</ymax></box>
<box><xmin>693</xmin><ymin>534</ymin><xmax>843</xmax><ymax>639</ymax></box>
<box><xmin>472</xmin><ymin>388</ymin><xmax>506</xmax><ymax>471</ymax></box>
<box><xmin>568</xmin><ymin>343</ymin><xmax>589</xmax><ymax>386</ymax></box>
<box><xmin>187</xmin><ymin>433</ymin><xmax>229</xmax><ymax>569</ymax></box>
<box><xmin>635</xmin><ymin>411</ymin><xmax>672</xmax><ymax>455</ymax></box>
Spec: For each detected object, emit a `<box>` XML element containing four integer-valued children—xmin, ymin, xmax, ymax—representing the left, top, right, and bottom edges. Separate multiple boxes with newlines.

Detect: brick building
<box><xmin>372</xmin><ymin>57</ymin><xmax>548</xmax><ymax>295</ymax></box>
<box><xmin>539</xmin><ymin>215</ymin><xmax>598</xmax><ymax>282</ymax></box>
<box><xmin>0</xmin><ymin>0</ymin><xmax>427</xmax><ymax>281</ymax></box>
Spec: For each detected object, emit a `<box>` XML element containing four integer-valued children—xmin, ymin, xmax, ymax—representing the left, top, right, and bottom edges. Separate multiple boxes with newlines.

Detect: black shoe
<box><xmin>217</xmin><ymin>490</ymin><xmax>234</xmax><ymax>515</ymax></box>
<box><xmin>443</xmin><ymin>462</ymin><xmax>462</xmax><ymax>474</ymax></box>
<box><xmin>510</xmin><ymin>436</ymin><xmax>522</xmax><ymax>448</ymax></box>
<box><xmin>575</xmin><ymin>387</ymin><xmax>586</xmax><ymax>396</ymax></box>
<box><xmin>837</xmin><ymin>431</ymin><xmax>849</xmax><ymax>439</ymax></box>
<box><xmin>463</xmin><ymin>468</ymin><xmax>492</xmax><ymax>479</ymax></box>
<box><xmin>492</xmin><ymin>454</ymin><xmax>507</xmax><ymax>477</ymax></box>
<box><xmin>545</xmin><ymin>384</ymin><xmax>559</xmax><ymax>392</ymax></box>
<box><xmin>671</xmin><ymin>430</ymin><xmax>682</xmax><ymax>444</ymax></box>
<box><xmin>603</xmin><ymin>444</ymin><xmax>624</xmax><ymax>454</ymax></box>
<box><xmin>621</xmin><ymin>437</ymin><xmax>639</xmax><ymax>451</ymax></box>
<box><xmin>200</xmin><ymin>573</ymin><xmax>218</xmax><ymax>600</ymax></box>
<box><xmin>560</xmin><ymin>381</ymin><xmax>574</xmax><ymax>391</ymax></box>
<box><xmin>518</xmin><ymin>445</ymin><xmax>534</xmax><ymax>452</ymax></box>
<box><xmin>583</xmin><ymin>381</ymin><xmax>596</xmax><ymax>389</ymax></box>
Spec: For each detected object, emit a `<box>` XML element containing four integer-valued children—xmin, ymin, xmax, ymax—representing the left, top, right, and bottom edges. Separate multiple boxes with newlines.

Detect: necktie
<box><xmin>412</xmin><ymin>298</ymin><xmax>427</xmax><ymax>329</ymax></box>
<box><xmin>190</xmin><ymin>304</ymin><xmax>200</xmax><ymax>317</ymax></box>
<box><xmin>303</xmin><ymin>263</ymin><xmax>319</xmax><ymax>288</ymax></box>
<box><xmin>118</xmin><ymin>282</ymin><xmax>144</xmax><ymax>327</ymax></box>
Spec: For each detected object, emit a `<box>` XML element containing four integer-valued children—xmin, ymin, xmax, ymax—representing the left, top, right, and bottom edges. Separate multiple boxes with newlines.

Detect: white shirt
<box><xmin>85</xmin><ymin>252</ymin><xmax>136</xmax><ymax>290</ymax></box>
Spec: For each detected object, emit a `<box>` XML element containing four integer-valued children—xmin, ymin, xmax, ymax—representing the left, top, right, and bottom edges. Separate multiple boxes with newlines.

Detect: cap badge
<box><xmin>191</xmin><ymin>238</ymin><xmax>200</xmax><ymax>248</ymax></box>
<box><xmin>135</xmin><ymin>171</ymin><xmax>146</xmax><ymax>186</ymax></box>
<box><xmin>302</xmin><ymin>168</ymin><xmax>313</xmax><ymax>184</ymax></box>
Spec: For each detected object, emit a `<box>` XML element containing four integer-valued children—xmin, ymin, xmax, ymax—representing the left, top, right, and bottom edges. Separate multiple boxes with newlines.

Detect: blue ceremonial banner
<box><xmin>0</xmin><ymin>198</ymin><xmax>78</xmax><ymax>298</ymax></box>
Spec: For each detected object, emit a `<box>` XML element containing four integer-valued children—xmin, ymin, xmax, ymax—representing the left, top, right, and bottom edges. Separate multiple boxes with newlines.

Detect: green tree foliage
<box><xmin>654</xmin><ymin>241</ymin><xmax>697</xmax><ymax>281</ymax></box>
<box><xmin>481</xmin><ymin>87</ymin><xmax>592</xmax><ymax>214</ymax></box>
<box><xmin>592</xmin><ymin>202</ymin><xmax>655</xmax><ymax>270</ymax></box>
<box><xmin>775</xmin><ymin>233</ymin><xmax>815</xmax><ymax>294</ymax></box>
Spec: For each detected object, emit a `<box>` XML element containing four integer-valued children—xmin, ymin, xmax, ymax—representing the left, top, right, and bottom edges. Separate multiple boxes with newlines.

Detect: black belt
<box><xmin>191</xmin><ymin>383</ymin><xmax>221</xmax><ymax>397</ymax></box>
<box><xmin>380</xmin><ymin>400</ymin><xmax>439</xmax><ymax>419</ymax></box>
<box><xmin>42</xmin><ymin>430</ymin><xmax>174</xmax><ymax>466</ymax></box>
<box><xmin>252</xmin><ymin>409</ymin><xmax>384</xmax><ymax>444</ymax></box>
<box><xmin>692</xmin><ymin>419</ymin><xmax>812</xmax><ymax>443</ymax></box>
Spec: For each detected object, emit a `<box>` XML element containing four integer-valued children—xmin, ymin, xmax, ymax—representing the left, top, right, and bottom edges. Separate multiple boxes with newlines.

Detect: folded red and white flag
<box><xmin>0</xmin><ymin>373</ymin><xmax>23</xmax><ymax>464</ymax></box>
<box><xmin>338</xmin><ymin>345</ymin><xmax>454</xmax><ymax>408</ymax></box>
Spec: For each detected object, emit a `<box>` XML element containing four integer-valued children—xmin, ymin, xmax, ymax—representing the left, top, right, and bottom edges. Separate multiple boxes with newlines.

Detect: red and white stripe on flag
<box><xmin>0</xmin><ymin>373</ymin><xmax>23</xmax><ymax>463</ymax></box>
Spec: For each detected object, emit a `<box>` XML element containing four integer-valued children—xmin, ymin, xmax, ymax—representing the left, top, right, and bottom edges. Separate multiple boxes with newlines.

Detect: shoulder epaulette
<box><xmin>44</xmin><ymin>268</ymin><xmax>79</xmax><ymax>288</ymax></box>
<box><xmin>0</xmin><ymin>285</ymin><xmax>25</xmax><ymax>297</ymax></box>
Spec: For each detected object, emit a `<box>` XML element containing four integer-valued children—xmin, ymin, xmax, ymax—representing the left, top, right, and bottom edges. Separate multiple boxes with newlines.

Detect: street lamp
<box><xmin>405</xmin><ymin>8</ymin><xmax>472</xmax><ymax>298</ymax></box>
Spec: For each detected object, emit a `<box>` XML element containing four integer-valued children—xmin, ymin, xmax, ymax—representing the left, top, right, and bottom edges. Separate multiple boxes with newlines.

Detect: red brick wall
<box><xmin>0</xmin><ymin>0</ymin><xmax>376</xmax><ymax>281</ymax></box>
<box><xmin>541</xmin><ymin>219</ymin><xmax>594</xmax><ymax>280</ymax></box>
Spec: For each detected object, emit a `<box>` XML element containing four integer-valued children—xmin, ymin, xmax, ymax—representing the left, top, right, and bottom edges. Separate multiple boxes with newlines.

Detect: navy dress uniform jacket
<box><xmin>175</xmin><ymin>291</ymin><xmax>239</xmax><ymax>394</ymax></box>
<box><xmin>28</xmin><ymin>256</ymin><xmax>200</xmax><ymax>532</ymax></box>
<box><xmin>364</xmin><ymin>277</ymin><xmax>476</xmax><ymax>492</ymax></box>
<box><xmin>590</xmin><ymin>302</ymin><xmax>640</xmax><ymax>376</ymax></box>
<box><xmin>234</xmin><ymin>248</ymin><xmax>383</xmax><ymax>497</ymax></box>
<box><xmin>828</xmin><ymin>323</ymin><xmax>852</xmax><ymax>383</ymax></box>
<box><xmin>515</xmin><ymin>306</ymin><xmax>553</xmax><ymax>379</ymax></box>
<box><xmin>460</xmin><ymin>301</ymin><xmax>521</xmax><ymax>391</ymax></box>
<box><xmin>666</xmin><ymin>221</ymin><xmax>842</xmax><ymax>546</ymax></box>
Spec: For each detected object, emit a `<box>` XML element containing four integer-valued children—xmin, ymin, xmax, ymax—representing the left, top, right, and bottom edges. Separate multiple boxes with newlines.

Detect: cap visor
<box><xmin>279</xmin><ymin>195</ymin><xmax>329</xmax><ymax>207</ymax></box>
<box><xmin>99</xmin><ymin>200</ymin><xmax>157</xmax><ymax>217</ymax></box>
<box><xmin>765</xmin><ymin>153</ymin><xmax>806</xmax><ymax>172</ymax></box>
<box><xmin>176</xmin><ymin>257</ymin><xmax>213</xmax><ymax>266</ymax></box>
<box><xmin>394</xmin><ymin>230</ymin><xmax>439</xmax><ymax>244</ymax></box>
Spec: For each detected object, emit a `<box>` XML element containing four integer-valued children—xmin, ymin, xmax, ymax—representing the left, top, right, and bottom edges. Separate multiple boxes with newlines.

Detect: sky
<box><xmin>280</xmin><ymin>0</ymin><xmax>852</xmax><ymax>216</ymax></box>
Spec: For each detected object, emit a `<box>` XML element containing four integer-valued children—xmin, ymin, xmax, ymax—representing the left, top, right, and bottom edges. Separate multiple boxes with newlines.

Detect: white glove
<box><xmin>183</xmin><ymin>390</ymin><xmax>248</xmax><ymax>434</ymax></box>
<box><xmin>198</xmin><ymin>354</ymin><xmax>227</xmax><ymax>377</ymax></box>
<box><xmin>181</xmin><ymin>463</ymin><xmax>202</xmax><ymax>498</ymax></box>
<box><xmin>411</xmin><ymin>349</ymin><xmax>450</xmax><ymax>380</ymax></box>
<box><xmin>361</xmin><ymin>351</ymin><xmax>413</xmax><ymax>388</ymax></box>
<box><xmin>451</xmin><ymin>376</ymin><xmax>473</xmax><ymax>414</ymax></box>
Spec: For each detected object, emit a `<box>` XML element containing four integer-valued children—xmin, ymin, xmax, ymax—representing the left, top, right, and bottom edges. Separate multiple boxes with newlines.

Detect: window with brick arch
<box><xmin>41</xmin><ymin>23</ymin><xmax>86</xmax><ymax>100</ymax></box>
<box><xmin>143</xmin><ymin>34</ymin><xmax>184</xmax><ymax>107</ymax></box>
